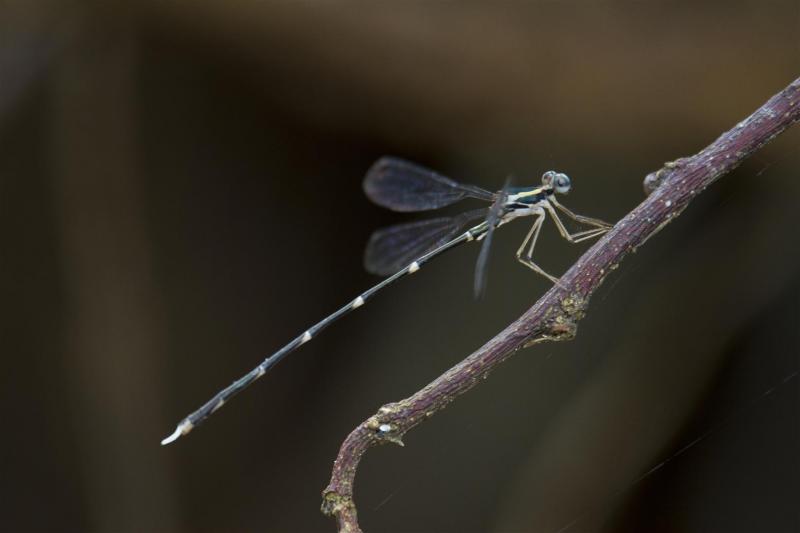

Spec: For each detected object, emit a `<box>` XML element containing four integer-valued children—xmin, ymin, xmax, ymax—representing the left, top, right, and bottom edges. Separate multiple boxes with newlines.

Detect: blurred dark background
<box><xmin>1</xmin><ymin>2</ymin><xmax>798</xmax><ymax>532</ymax></box>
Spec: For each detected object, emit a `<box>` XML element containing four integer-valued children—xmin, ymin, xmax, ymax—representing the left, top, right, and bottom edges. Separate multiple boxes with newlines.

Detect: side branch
<box><xmin>321</xmin><ymin>76</ymin><xmax>800</xmax><ymax>532</ymax></box>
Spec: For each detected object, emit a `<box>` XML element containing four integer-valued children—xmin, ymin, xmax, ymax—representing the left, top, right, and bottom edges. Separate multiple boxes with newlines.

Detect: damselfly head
<box><xmin>542</xmin><ymin>171</ymin><xmax>571</xmax><ymax>194</ymax></box>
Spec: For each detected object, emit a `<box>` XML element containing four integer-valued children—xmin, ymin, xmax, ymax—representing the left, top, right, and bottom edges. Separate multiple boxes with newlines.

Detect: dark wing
<box><xmin>473</xmin><ymin>178</ymin><xmax>511</xmax><ymax>298</ymax></box>
<box><xmin>364</xmin><ymin>156</ymin><xmax>494</xmax><ymax>212</ymax></box>
<box><xmin>364</xmin><ymin>208</ymin><xmax>488</xmax><ymax>276</ymax></box>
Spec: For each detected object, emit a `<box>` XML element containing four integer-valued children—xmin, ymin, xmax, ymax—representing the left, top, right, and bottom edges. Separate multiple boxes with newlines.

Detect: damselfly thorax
<box><xmin>498</xmin><ymin>186</ymin><xmax>552</xmax><ymax>221</ymax></box>
<box><xmin>162</xmin><ymin>157</ymin><xmax>613</xmax><ymax>444</ymax></box>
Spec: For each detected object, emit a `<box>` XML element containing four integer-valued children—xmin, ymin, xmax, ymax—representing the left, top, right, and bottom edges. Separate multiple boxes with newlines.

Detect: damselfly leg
<box><xmin>547</xmin><ymin>196</ymin><xmax>611</xmax><ymax>244</ymax></box>
<box><xmin>551</xmin><ymin>196</ymin><xmax>612</xmax><ymax>230</ymax></box>
<box><xmin>543</xmin><ymin>203</ymin><xmax>608</xmax><ymax>245</ymax></box>
<box><xmin>517</xmin><ymin>211</ymin><xmax>608</xmax><ymax>287</ymax></box>
<box><xmin>516</xmin><ymin>212</ymin><xmax>561</xmax><ymax>284</ymax></box>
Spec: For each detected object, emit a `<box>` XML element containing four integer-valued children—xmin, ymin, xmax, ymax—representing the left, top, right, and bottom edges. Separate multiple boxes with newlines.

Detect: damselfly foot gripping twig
<box><xmin>161</xmin><ymin>158</ymin><xmax>612</xmax><ymax>445</ymax></box>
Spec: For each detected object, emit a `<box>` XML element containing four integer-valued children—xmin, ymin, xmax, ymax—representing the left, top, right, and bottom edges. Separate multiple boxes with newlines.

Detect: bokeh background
<box><xmin>1</xmin><ymin>2</ymin><xmax>798</xmax><ymax>532</ymax></box>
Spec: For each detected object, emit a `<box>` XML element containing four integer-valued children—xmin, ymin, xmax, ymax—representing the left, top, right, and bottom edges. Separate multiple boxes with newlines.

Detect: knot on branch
<box><xmin>644</xmin><ymin>157</ymin><xmax>691</xmax><ymax>195</ymax></box>
<box><xmin>365</xmin><ymin>414</ymin><xmax>405</xmax><ymax>447</ymax></box>
<box><xmin>524</xmin><ymin>294</ymin><xmax>587</xmax><ymax>347</ymax></box>
<box><xmin>321</xmin><ymin>491</ymin><xmax>362</xmax><ymax>532</ymax></box>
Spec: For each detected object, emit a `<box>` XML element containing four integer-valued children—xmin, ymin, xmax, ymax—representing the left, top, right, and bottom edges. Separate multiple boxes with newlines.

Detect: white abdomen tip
<box><xmin>352</xmin><ymin>296</ymin><xmax>365</xmax><ymax>309</ymax></box>
<box><xmin>408</xmin><ymin>261</ymin><xmax>420</xmax><ymax>274</ymax></box>
<box><xmin>161</xmin><ymin>419</ymin><xmax>194</xmax><ymax>445</ymax></box>
<box><xmin>301</xmin><ymin>331</ymin><xmax>312</xmax><ymax>344</ymax></box>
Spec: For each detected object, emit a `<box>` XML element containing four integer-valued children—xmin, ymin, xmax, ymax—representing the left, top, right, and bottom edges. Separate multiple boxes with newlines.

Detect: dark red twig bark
<box><xmin>321</xmin><ymin>76</ymin><xmax>800</xmax><ymax>533</ymax></box>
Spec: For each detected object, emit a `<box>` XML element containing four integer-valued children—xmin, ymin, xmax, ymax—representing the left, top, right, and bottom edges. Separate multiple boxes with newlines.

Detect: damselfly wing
<box><xmin>364</xmin><ymin>208</ymin><xmax>489</xmax><ymax>277</ymax></box>
<box><xmin>364</xmin><ymin>156</ymin><xmax>494</xmax><ymax>211</ymax></box>
<box><xmin>474</xmin><ymin>178</ymin><xmax>512</xmax><ymax>297</ymax></box>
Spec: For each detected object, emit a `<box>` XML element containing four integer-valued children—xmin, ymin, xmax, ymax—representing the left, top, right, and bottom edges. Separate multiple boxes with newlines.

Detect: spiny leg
<box><xmin>550</xmin><ymin>196</ymin><xmax>612</xmax><ymax>229</ymax></box>
<box><xmin>569</xmin><ymin>226</ymin><xmax>610</xmax><ymax>243</ymax></box>
<box><xmin>546</xmin><ymin>203</ymin><xmax>609</xmax><ymax>244</ymax></box>
<box><xmin>515</xmin><ymin>213</ymin><xmax>561</xmax><ymax>285</ymax></box>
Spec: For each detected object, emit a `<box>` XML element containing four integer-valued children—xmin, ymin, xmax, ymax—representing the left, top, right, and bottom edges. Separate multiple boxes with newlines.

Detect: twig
<box><xmin>321</xmin><ymin>76</ymin><xmax>800</xmax><ymax>532</ymax></box>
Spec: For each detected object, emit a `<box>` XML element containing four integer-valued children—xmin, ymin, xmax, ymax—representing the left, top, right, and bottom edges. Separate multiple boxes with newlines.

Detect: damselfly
<box><xmin>162</xmin><ymin>157</ymin><xmax>611</xmax><ymax>444</ymax></box>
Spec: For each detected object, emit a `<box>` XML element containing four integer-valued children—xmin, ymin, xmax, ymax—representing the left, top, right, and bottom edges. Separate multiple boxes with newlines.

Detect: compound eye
<box><xmin>555</xmin><ymin>174</ymin><xmax>571</xmax><ymax>193</ymax></box>
<box><xmin>541</xmin><ymin>171</ymin><xmax>557</xmax><ymax>186</ymax></box>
